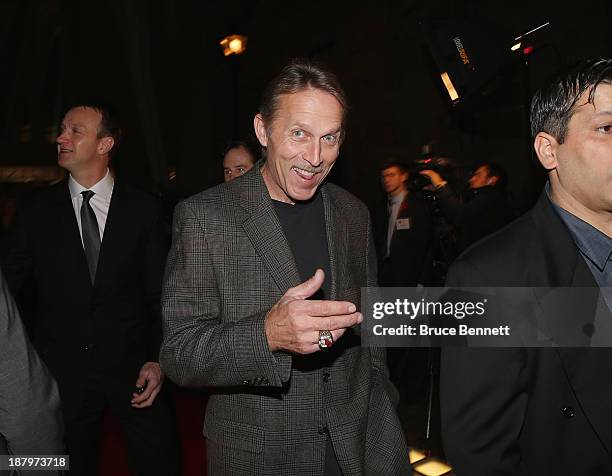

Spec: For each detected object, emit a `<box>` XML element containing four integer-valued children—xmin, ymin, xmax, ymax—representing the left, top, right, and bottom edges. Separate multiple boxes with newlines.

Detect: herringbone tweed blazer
<box><xmin>160</xmin><ymin>163</ymin><xmax>411</xmax><ymax>475</ymax></box>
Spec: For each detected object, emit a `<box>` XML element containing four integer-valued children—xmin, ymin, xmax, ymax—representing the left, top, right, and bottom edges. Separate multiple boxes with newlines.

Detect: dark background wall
<box><xmin>1</xmin><ymin>0</ymin><xmax>611</xmax><ymax>211</ymax></box>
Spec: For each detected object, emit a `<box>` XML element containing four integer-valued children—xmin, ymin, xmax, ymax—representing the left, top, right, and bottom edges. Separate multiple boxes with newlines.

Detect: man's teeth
<box><xmin>294</xmin><ymin>167</ymin><xmax>315</xmax><ymax>177</ymax></box>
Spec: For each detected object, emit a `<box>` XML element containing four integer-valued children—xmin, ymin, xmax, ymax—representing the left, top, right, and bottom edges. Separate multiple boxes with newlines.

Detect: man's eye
<box><xmin>597</xmin><ymin>124</ymin><xmax>612</xmax><ymax>133</ymax></box>
<box><xmin>237</xmin><ymin>167</ymin><xmax>245</xmax><ymax>173</ymax></box>
<box><xmin>224</xmin><ymin>169</ymin><xmax>231</xmax><ymax>175</ymax></box>
<box><xmin>323</xmin><ymin>134</ymin><xmax>338</xmax><ymax>145</ymax></box>
<box><xmin>292</xmin><ymin>130</ymin><xmax>305</xmax><ymax>138</ymax></box>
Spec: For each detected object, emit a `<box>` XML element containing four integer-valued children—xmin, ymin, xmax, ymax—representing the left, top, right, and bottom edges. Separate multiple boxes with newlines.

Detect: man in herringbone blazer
<box><xmin>161</xmin><ymin>59</ymin><xmax>411</xmax><ymax>475</ymax></box>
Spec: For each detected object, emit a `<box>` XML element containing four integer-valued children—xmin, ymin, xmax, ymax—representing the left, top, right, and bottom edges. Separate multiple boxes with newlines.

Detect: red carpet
<box><xmin>99</xmin><ymin>389</ymin><xmax>208</xmax><ymax>476</ymax></box>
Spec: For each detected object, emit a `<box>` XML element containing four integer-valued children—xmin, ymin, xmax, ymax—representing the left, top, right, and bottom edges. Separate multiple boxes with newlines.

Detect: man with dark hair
<box><xmin>222</xmin><ymin>140</ymin><xmax>258</xmax><ymax>182</ymax></box>
<box><xmin>440</xmin><ymin>58</ymin><xmax>612</xmax><ymax>474</ymax></box>
<box><xmin>161</xmin><ymin>58</ymin><xmax>411</xmax><ymax>475</ymax></box>
<box><xmin>4</xmin><ymin>103</ymin><xmax>181</xmax><ymax>475</ymax></box>
<box><xmin>420</xmin><ymin>161</ymin><xmax>514</xmax><ymax>252</ymax></box>
<box><xmin>375</xmin><ymin>159</ymin><xmax>433</xmax><ymax>287</ymax></box>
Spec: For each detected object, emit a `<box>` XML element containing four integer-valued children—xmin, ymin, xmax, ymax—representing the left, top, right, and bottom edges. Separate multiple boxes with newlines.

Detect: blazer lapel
<box><xmin>239</xmin><ymin>163</ymin><xmax>301</xmax><ymax>294</ymax></box>
<box><xmin>530</xmin><ymin>191</ymin><xmax>612</xmax><ymax>456</ymax></box>
<box><xmin>321</xmin><ymin>186</ymin><xmax>349</xmax><ymax>301</ymax></box>
<box><xmin>92</xmin><ymin>182</ymin><xmax>125</xmax><ymax>290</ymax></box>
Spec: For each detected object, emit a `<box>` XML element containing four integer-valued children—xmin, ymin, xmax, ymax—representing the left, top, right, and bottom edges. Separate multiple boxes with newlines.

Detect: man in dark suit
<box><xmin>0</xmin><ymin>265</ymin><xmax>64</xmax><ymax>471</ymax></box>
<box><xmin>375</xmin><ymin>160</ymin><xmax>433</xmax><ymax>287</ymax></box>
<box><xmin>161</xmin><ymin>59</ymin><xmax>411</xmax><ymax>475</ymax></box>
<box><xmin>5</xmin><ymin>102</ymin><xmax>180</xmax><ymax>475</ymax></box>
<box><xmin>440</xmin><ymin>59</ymin><xmax>612</xmax><ymax>474</ymax></box>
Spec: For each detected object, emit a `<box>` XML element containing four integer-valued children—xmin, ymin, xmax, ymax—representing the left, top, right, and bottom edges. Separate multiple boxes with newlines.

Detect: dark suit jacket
<box><xmin>373</xmin><ymin>192</ymin><xmax>433</xmax><ymax>286</ymax></box>
<box><xmin>435</xmin><ymin>184</ymin><xmax>515</xmax><ymax>252</ymax></box>
<box><xmin>5</xmin><ymin>180</ymin><xmax>167</xmax><ymax>419</ymax></box>
<box><xmin>440</xmin><ymin>191</ymin><xmax>612</xmax><ymax>475</ymax></box>
<box><xmin>160</xmin><ymin>163</ymin><xmax>411</xmax><ymax>475</ymax></box>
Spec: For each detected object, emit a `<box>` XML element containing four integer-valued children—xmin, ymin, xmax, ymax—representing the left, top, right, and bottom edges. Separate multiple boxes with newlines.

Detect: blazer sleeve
<box><xmin>159</xmin><ymin>200</ymin><xmax>292</xmax><ymax>388</ymax></box>
<box><xmin>0</xmin><ymin>267</ymin><xmax>64</xmax><ymax>459</ymax></box>
<box><xmin>440</xmin><ymin>258</ymin><xmax>527</xmax><ymax>476</ymax></box>
<box><xmin>364</xmin><ymin>211</ymin><xmax>400</xmax><ymax>403</ymax></box>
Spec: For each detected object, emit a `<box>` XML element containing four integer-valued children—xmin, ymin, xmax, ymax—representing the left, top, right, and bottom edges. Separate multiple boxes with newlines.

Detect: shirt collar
<box><xmin>69</xmin><ymin>169</ymin><xmax>114</xmax><ymax>201</ymax></box>
<box><xmin>388</xmin><ymin>190</ymin><xmax>406</xmax><ymax>206</ymax></box>
<box><xmin>546</xmin><ymin>182</ymin><xmax>612</xmax><ymax>271</ymax></box>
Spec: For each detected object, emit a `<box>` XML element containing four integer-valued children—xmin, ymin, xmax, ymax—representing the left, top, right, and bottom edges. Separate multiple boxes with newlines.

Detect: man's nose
<box><xmin>305</xmin><ymin>140</ymin><xmax>322</xmax><ymax>166</ymax></box>
<box><xmin>56</xmin><ymin>132</ymin><xmax>68</xmax><ymax>144</ymax></box>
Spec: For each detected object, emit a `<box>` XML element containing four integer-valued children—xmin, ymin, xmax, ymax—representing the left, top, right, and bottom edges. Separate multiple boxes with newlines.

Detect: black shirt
<box><xmin>273</xmin><ymin>192</ymin><xmax>342</xmax><ymax>475</ymax></box>
<box><xmin>273</xmin><ymin>191</ymin><xmax>331</xmax><ymax>300</ymax></box>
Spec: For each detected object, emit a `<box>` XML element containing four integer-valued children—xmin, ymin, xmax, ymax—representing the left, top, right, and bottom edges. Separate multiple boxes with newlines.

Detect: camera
<box><xmin>409</xmin><ymin>156</ymin><xmax>457</xmax><ymax>194</ymax></box>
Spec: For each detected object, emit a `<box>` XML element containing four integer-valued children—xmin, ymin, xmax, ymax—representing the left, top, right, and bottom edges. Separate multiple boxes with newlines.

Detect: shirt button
<box><xmin>318</xmin><ymin>426</ymin><xmax>329</xmax><ymax>435</ymax></box>
<box><xmin>322</xmin><ymin>372</ymin><xmax>330</xmax><ymax>383</ymax></box>
<box><xmin>83</xmin><ymin>345</ymin><xmax>90</xmax><ymax>351</ymax></box>
<box><xmin>561</xmin><ymin>406</ymin><xmax>575</xmax><ymax>418</ymax></box>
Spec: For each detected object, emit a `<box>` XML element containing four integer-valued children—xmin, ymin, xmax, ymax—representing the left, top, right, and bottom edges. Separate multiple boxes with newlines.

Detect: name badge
<box><xmin>396</xmin><ymin>218</ymin><xmax>411</xmax><ymax>230</ymax></box>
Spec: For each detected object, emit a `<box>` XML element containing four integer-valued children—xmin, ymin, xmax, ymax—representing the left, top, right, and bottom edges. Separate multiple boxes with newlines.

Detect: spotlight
<box><xmin>220</xmin><ymin>34</ymin><xmax>247</xmax><ymax>56</ymax></box>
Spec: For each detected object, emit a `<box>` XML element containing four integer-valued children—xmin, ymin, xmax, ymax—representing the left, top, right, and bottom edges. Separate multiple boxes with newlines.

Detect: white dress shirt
<box><xmin>386</xmin><ymin>191</ymin><xmax>406</xmax><ymax>257</ymax></box>
<box><xmin>68</xmin><ymin>169</ymin><xmax>114</xmax><ymax>246</ymax></box>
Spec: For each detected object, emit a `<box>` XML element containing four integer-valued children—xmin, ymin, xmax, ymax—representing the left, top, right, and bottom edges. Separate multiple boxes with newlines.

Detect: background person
<box><xmin>222</xmin><ymin>140</ymin><xmax>258</xmax><ymax>182</ymax></box>
<box><xmin>4</xmin><ymin>101</ymin><xmax>181</xmax><ymax>476</ymax></box>
<box><xmin>440</xmin><ymin>58</ymin><xmax>612</xmax><ymax>475</ymax></box>
<box><xmin>420</xmin><ymin>162</ymin><xmax>515</xmax><ymax>252</ymax></box>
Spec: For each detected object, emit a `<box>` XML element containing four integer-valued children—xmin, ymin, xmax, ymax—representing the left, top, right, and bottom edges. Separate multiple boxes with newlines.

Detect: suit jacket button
<box><xmin>253</xmin><ymin>377</ymin><xmax>261</xmax><ymax>385</ymax></box>
<box><xmin>83</xmin><ymin>345</ymin><xmax>89</xmax><ymax>351</ymax></box>
<box><xmin>242</xmin><ymin>380</ymin><xmax>250</xmax><ymax>385</ymax></box>
<box><xmin>582</xmin><ymin>323</ymin><xmax>595</xmax><ymax>337</ymax></box>
<box><xmin>322</xmin><ymin>372</ymin><xmax>330</xmax><ymax>383</ymax></box>
<box><xmin>318</xmin><ymin>426</ymin><xmax>328</xmax><ymax>435</ymax></box>
<box><xmin>561</xmin><ymin>406</ymin><xmax>575</xmax><ymax>418</ymax></box>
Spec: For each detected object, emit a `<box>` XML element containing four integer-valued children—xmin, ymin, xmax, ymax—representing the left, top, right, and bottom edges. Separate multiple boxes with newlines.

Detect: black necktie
<box><xmin>81</xmin><ymin>190</ymin><xmax>101</xmax><ymax>282</ymax></box>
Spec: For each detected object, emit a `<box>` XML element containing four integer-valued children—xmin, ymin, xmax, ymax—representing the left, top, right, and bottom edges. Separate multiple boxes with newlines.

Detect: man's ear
<box><xmin>254</xmin><ymin>114</ymin><xmax>268</xmax><ymax>148</ymax></box>
<box><xmin>98</xmin><ymin>136</ymin><xmax>115</xmax><ymax>156</ymax></box>
<box><xmin>533</xmin><ymin>132</ymin><xmax>559</xmax><ymax>171</ymax></box>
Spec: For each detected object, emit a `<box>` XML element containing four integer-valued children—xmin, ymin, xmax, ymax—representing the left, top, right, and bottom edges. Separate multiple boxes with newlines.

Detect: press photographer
<box><xmin>420</xmin><ymin>162</ymin><xmax>516</xmax><ymax>253</ymax></box>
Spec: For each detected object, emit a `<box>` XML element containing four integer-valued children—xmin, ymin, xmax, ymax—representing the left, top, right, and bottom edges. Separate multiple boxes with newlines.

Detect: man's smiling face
<box><xmin>255</xmin><ymin>88</ymin><xmax>343</xmax><ymax>203</ymax></box>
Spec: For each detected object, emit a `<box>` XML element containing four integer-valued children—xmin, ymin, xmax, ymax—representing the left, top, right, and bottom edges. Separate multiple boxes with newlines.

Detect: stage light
<box><xmin>220</xmin><ymin>34</ymin><xmax>247</xmax><ymax>56</ymax></box>
<box><xmin>522</xmin><ymin>46</ymin><xmax>535</xmax><ymax>55</ymax></box>
<box><xmin>423</xmin><ymin>20</ymin><xmax>550</xmax><ymax>106</ymax></box>
<box><xmin>421</xmin><ymin>20</ymin><xmax>506</xmax><ymax>106</ymax></box>
<box><xmin>440</xmin><ymin>72</ymin><xmax>460</xmax><ymax>102</ymax></box>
